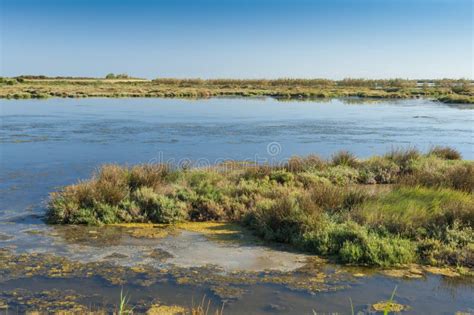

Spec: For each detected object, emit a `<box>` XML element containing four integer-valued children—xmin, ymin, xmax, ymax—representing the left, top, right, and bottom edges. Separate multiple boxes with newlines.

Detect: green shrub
<box><xmin>385</xmin><ymin>147</ymin><xmax>420</xmax><ymax>173</ymax></box>
<box><xmin>296</xmin><ymin>172</ymin><xmax>331</xmax><ymax>188</ymax></box>
<box><xmin>245</xmin><ymin>195</ymin><xmax>313</xmax><ymax>243</ymax></box>
<box><xmin>68</xmin><ymin>208</ymin><xmax>99</xmax><ymax>225</ymax></box>
<box><xmin>338</xmin><ymin>234</ymin><xmax>415</xmax><ymax>266</ymax></box>
<box><xmin>132</xmin><ymin>187</ymin><xmax>186</xmax><ymax>223</ymax></box>
<box><xmin>94</xmin><ymin>203</ymin><xmax>121</xmax><ymax>224</ymax></box>
<box><xmin>150</xmin><ymin>195</ymin><xmax>187</xmax><ymax>223</ymax></box>
<box><xmin>233</xmin><ymin>177</ymin><xmax>273</xmax><ymax>196</ymax></box>
<box><xmin>315</xmin><ymin>165</ymin><xmax>359</xmax><ymax>185</ymax></box>
<box><xmin>189</xmin><ymin>196</ymin><xmax>226</xmax><ymax>221</ymax></box>
<box><xmin>302</xmin><ymin>220</ymin><xmax>415</xmax><ymax>266</ymax></box>
<box><xmin>359</xmin><ymin>157</ymin><xmax>400</xmax><ymax>184</ymax></box>
<box><xmin>47</xmin><ymin>181</ymin><xmax>96</xmax><ymax>224</ymax></box>
<box><xmin>132</xmin><ymin>187</ymin><xmax>160</xmax><ymax>216</ymax></box>
<box><xmin>417</xmin><ymin>226</ymin><xmax>474</xmax><ymax>267</ymax></box>
<box><xmin>119</xmin><ymin>200</ymin><xmax>143</xmax><ymax>222</ymax></box>
<box><xmin>269</xmin><ymin>170</ymin><xmax>294</xmax><ymax>184</ymax></box>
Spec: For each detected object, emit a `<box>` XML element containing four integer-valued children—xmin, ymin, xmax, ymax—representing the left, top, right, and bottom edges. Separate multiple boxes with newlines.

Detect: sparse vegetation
<box><xmin>0</xmin><ymin>77</ymin><xmax>472</xmax><ymax>103</ymax></box>
<box><xmin>118</xmin><ymin>289</ymin><xmax>134</xmax><ymax>315</ymax></box>
<box><xmin>47</xmin><ymin>148</ymin><xmax>474</xmax><ymax>267</ymax></box>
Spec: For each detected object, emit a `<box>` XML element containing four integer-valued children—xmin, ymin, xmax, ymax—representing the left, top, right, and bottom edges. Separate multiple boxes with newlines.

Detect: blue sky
<box><xmin>1</xmin><ymin>0</ymin><xmax>472</xmax><ymax>79</ymax></box>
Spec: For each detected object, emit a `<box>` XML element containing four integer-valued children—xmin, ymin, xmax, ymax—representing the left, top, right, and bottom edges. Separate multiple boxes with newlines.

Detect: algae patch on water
<box><xmin>0</xmin><ymin>248</ymin><xmax>353</xmax><ymax>304</ymax></box>
<box><xmin>380</xmin><ymin>265</ymin><xmax>425</xmax><ymax>279</ymax></box>
<box><xmin>0</xmin><ymin>289</ymin><xmax>91</xmax><ymax>314</ymax></box>
<box><xmin>146</xmin><ymin>304</ymin><xmax>186</xmax><ymax>315</ymax></box>
<box><xmin>423</xmin><ymin>266</ymin><xmax>462</xmax><ymax>278</ymax></box>
<box><xmin>372</xmin><ymin>300</ymin><xmax>409</xmax><ymax>312</ymax></box>
<box><xmin>111</xmin><ymin>222</ymin><xmax>259</xmax><ymax>244</ymax></box>
<box><xmin>176</xmin><ymin>222</ymin><xmax>261</xmax><ymax>244</ymax></box>
<box><xmin>96</xmin><ymin>223</ymin><xmax>178</xmax><ymax>240</ymax></box>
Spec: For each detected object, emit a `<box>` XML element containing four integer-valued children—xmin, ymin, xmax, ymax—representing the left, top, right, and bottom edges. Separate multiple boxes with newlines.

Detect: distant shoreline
<box><xmin>1</xmin><ymin>77</ymin><xmax>473</xmax><ymax>104</ymax></box>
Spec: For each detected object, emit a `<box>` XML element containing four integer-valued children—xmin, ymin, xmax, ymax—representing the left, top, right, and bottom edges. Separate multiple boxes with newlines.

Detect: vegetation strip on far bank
<box><xmin>47</xmin><ymin>147</ymin><xmax>474</xmax><ymax>268</ymax></box>
<box><xmin>1</xmin><ymin>76</ymin><xmax>473</xmax><ymax>104</ymax></box>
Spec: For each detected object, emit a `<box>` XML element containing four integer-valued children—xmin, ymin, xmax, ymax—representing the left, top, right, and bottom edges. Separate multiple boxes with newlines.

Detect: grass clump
<box><xmin>47</xmin><ymin>148</ymin><xmax>474</xmax><ymax>267</ymax></box>
<box><xmin>385</xmin><ymin>147</ymin><xmax>421</xmax><ymax>173</ymax></box>
<box><xmin>428</xmin><ymin>146</ymin><xmax>462</xmax><ymax>160</ymax></box>
<box><xmin>359</xmin><ymin>157</ymin><xmax>400</xmax><ymax>184</ymax></box>
<box><xmin>285</xmin><ymin>154</ymin><xmax>327</xmax><ymax>173</ymax></box>
<box><xmin>354</xmin><ymin>187</ymin><xmax>474</xmax><ymax>237</ymax></box>
<box><xmin>331</xmin><ymin>150</ymin><xmax>359</xmax><ymax>168</ymax></box>
<box><xmin>354</xmin><ymin>187</ymin><xmax>473</xmax><ymax>266</ymax></box>
<box><xmin>400</xmin><ymin>157</ymin><xmax>474</xmax><ymax>192</ymax></box>
<box><xmin>133</xmin><ymin>187</ymin><xmax>187</xmax><ymax>223</ymax></box>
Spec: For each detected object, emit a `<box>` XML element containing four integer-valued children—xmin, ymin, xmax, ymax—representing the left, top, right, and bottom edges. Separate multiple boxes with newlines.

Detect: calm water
<box><xmin>0</xmin><ymin>97</ymin><xmax>473</xmax><ymax>314</ymax></box>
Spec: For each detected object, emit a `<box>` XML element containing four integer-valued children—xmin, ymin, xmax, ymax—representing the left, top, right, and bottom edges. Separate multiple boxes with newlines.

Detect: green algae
<box><xmin>210</xmin><ymin>285</ymin><xmax>248</xmax><ymax>301</ymax></box>
<box><xmin>0</xmin><ymin>289</ymin><xmax>91</xmax><ymax>314</ymax></box>
<box><xmin>110</xmin><ymin>222</ymin><xmax>259</xmax><ymax>245</ymax></box>
<box><xmin>176</xmin><ymin>222</ymin><xmax>262</xmax><ymax>245</ymax></box>
<box><xmin>379</xmin><ymin>265</ymin><xmax>425</xmax><ymax>279</ymax></box>
<box><xmin>146</xmin><ymin>304</ymin><xmax>186</xmax><ymax>315</ymax></box>
<box><xmin>0</xmin><ymin>247</ymin><xmax>472</xmax><ymax>312</ymax></box>
<box><xmin>0</xmin><ymin>248</ymin><xmax>352</xmax><ymax>304</ymax></box>
<box><xmin>372</xmin><ymin>300</ymin><xmax>409</xmax><ymax>312</ymax></box>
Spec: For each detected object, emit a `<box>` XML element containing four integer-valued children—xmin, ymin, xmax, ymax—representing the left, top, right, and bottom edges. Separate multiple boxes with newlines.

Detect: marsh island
<box><xmin>1</xmin><ymin>76</ymin><xmax>473</xmax><ymax>104</ymax></box>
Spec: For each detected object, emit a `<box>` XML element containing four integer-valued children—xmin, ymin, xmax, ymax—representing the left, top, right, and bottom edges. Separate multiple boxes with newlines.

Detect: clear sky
<box><xmin>1</xmin><ymin>0</ymin><xmax>472</xmax><ymax>79</ymax></box>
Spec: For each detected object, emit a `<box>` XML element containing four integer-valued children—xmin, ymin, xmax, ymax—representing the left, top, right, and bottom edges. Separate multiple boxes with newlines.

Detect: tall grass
<box><xmin>331</xmin><ymin>150</ymin><xmax>359</xmax><ymax>168</ymax></box>
<box><xmin>191</xmin><ymin>296</ymin><xmax>224</xmax><ymax>315</ymax></box>
<box><xmin>384</xmin><ymin>286</ymin><xmax>398</xmax><ymax>315</ymax></box>
<box><xmin>118</xmin><ymin>289</ymin><xmax>133</xmax><ymax>315</ymax></box>
<box><xmin>354</xmin><ymin>187</ymin><xmax>474</xmax><ymax>237</ymax></box>
<box><xmin>428</xmin><ymin>146</ymin><xmax>462</xmax><ymax>160</ymax></box>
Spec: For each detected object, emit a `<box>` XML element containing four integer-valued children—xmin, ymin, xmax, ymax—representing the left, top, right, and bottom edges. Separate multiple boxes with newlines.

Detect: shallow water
<box><xmin>0</xmin><ymin>97</ymin><xmax>473</xmax><ymax>314</ymax></box>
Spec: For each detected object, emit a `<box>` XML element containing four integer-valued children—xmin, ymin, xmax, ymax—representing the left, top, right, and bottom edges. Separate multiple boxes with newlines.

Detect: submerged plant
<box><xmin>191</xmin><ymin>295</ymin><xmax>225</xmax><ymax>315</ymax></box>
<box><xmin>118</xmin><ymin>289</ymin><xmax>134</xmax><ymax>315</ymax></box>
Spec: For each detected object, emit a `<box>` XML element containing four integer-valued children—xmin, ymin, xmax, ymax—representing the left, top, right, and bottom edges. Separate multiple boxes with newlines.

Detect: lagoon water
<box><xmin>0</xmin><ymin>97</ymin><xmax>473</xmax><ymax>314</ymax></box>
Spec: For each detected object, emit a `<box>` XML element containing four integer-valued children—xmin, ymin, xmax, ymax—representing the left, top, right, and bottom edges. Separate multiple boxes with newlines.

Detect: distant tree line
<box><xmin>14</xmin><ymin>75</ymin><xmax>96</xmax><ymax>80</ymax></box>
<box><xmin>105</xmin><ymin>73</ymin><xmax>130</xmax><ymax>79</ymax></box>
